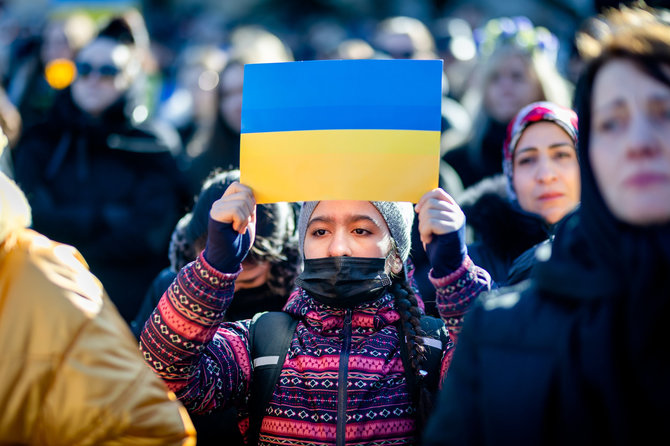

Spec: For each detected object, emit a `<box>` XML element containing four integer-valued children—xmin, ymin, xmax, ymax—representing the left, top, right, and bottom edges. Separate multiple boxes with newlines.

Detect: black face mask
<box><xmin>295</xmin><ymin>256</ymin><xmax>392</xmax><ymax>308</ymax></box>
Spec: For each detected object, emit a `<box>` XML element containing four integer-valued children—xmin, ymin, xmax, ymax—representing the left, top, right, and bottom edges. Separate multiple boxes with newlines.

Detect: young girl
<box><xmin>140</xmin><ymin>184</ymin><xmax>489</xmax><ymax>445</ymax></box>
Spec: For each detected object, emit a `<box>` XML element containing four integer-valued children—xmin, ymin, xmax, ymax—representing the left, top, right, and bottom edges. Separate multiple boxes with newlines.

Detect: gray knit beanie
<box><xmin>298</xmin><ymin>201</ymin><xmax>415</xmax><ymax>262</ymax></box>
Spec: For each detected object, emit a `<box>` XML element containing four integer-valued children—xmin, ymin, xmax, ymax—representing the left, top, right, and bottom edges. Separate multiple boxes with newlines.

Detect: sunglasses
<box><xmin>75</xmin><ymin>61</ymin><xmax>121</xmax><ymax>78</ymax></box>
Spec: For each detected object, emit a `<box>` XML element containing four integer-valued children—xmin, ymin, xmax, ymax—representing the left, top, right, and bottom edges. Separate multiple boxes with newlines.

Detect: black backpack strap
<box><xmin>417</xmin><ymin>315</ymin><xmax>450</xmax><ymax>392</ymax></box>
<box><xmin>396</xmin><ymin>315</ymin><xmax>449</xmax><ymax>397</ymax></box>
<box><xmin>248</xmin><ymin>311</ymin><xmax>298</xmax><ymax>445</ymax></box>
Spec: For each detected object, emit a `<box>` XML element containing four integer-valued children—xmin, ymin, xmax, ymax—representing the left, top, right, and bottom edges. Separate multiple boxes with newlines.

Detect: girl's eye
<box><xmin>352</xmin><ymin>228</ymin><xmax>371</xmax><ymax>235</ymax></box>
<box><xmin>311</xmin><ymin>229</ymin><xmax>327</xmax><ymax>237</ymax></box>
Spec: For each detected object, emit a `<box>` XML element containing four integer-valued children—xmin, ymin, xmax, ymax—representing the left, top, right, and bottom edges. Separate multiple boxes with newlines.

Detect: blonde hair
<box><xmin>0</xmin><ymin>172</ymin><xmax>31</xmax><ymax>244</ymax></box>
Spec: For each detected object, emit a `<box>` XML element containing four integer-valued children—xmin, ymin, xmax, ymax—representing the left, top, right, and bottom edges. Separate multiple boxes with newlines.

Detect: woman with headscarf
<box><xmin>423</xmin><ymin>5</ymin><xmax>670</xmax><ymax>445</ymax></box>
<box><xmin>457</xmin><ymin>101</ymin><xmax>579</xmax><ymax>284</ymax></box>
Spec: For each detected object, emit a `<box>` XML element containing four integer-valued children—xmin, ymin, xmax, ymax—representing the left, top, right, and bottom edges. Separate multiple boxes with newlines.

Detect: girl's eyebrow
<box><xmin>307</xmin><ymin>214</ymin><xmax>382</xmax><ymax>229</ymax></box>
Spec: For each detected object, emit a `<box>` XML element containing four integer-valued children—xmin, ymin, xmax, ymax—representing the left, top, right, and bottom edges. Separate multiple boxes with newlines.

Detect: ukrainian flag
<box><xmin>240</xmin><ymin>59</ymin><xmax>442</xmax><ymax>203</ymax></box>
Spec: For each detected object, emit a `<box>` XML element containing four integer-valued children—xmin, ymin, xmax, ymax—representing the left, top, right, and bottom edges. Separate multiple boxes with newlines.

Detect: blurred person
<box><xmin>6</xmin><ymin>11</ymin><xmax>95</xmax><ymax>129</ymax></box>
<box><xmin>12</xmin><ymin>14</ymin><xmax>186</xmax><ymax>323</ymax></box>
<box><xmin>0</xmin><ymin>85</ymin><xmax>22</xmax><ymax>178</ymax></box>
<box><xmin>158</xmin><ymin>44</ymin><xmax>228</xmax><ymax>151</ymax></box>
<box><xmin>443</xmin><ymin>16</ymin><xmax>573</xmax><ymax>188</ymax></box>
<box><xmin>0</xmin><ymin>148</ymin><xmax>195</xmax><ymax>445</ymax></box>
<box><xmin>131</xmin><ymin>168</ymin><xmax>299</xmax><ymax>446</ymax></box>
<box><xmin>333</xmin><ymin>38</ymin><xmax>378</xmax><ymax>60</ymax></box>
<box><xmin>424</xmin><ymin>5</ymin><xmax>670</xmax><ymax>445</ymax></box>
<box><xmin>180</xmin><ymin>25</ymin><xmax>293</xmax><ymax>195</ymax></box>
<box><xmin>373</xmin><ymin>15</ymin><xmax>438</xmax><ymax>60</ymax></box>
<box><xmin>140</xmin><ymin>178</ymin><xmax>490</xmax><ymax>444</ymax></box>
<box><xmin>0</xmin><ymin>84</ymin><xmax>22</xmax><ymax>150</ymax></box>
<box><xmin>412</xmin><ymin>102</ymin><xmax>578</xmax><ymax>315</ymax></box>
<box><xmin>431</xmin><ymin>16</ymin><xmax>478</xmax><ymax>102</ymax></box>
<box><xmin>457</xmin><ymin>101</ymin><xmax>579</xmax><ymax>283</ymax></box>
<box><xmin>302</xmin><ymin>16</ymin><xmax>349</xmax><ymax>60</ymax></box>
<box><xmin>131</xmin><ymin>168</ymin><xmax>299</xmax><ymax>335</ymax></box>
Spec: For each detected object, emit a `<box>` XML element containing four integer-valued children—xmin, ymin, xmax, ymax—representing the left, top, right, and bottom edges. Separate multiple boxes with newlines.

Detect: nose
<box><xmin>535</xmin><ymin>156</ymin><xmax>558</xmax><ymax>184</ymax></box>
<box><xmin>327</xmin><ymin>230</ymin><xmax>352</xmax><ymax>257</ymax></box>
<box><xmin>626</xmin><ymin>114</ymin><xmax>661</xmax><ymax>160</ymax></box>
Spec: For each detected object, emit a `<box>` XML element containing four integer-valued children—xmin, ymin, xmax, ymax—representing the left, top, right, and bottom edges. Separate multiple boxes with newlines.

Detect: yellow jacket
<box><xmin>0</xmin><ymin>228</ymin><xmax>196</xmax><ymax>445</ymax></box>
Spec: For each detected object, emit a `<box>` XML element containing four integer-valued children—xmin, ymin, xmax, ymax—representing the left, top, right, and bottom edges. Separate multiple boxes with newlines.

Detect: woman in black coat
<box><xmin>423</xmin><ymin>5</ymin><xmax>670</xmax><ymax>445</ymax></box>
<box><xmin>12</xmin><ymin>16</ymin><xmax>186</xmax><ymax>322</ymax></box>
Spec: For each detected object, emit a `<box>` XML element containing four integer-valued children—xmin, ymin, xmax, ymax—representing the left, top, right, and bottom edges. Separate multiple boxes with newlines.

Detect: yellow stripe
<box><xmin>240</xmin><ymin>129</ymin><xmax>440</xmax><ymax>204</ymax></box>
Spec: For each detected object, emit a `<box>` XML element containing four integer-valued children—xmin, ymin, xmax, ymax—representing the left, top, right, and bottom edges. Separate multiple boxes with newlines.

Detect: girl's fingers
<box><xmin>210</xmin><ymin>182</ymin><xmax>257</xmax><ymax>233</ymax></box>
<box><xmin>415</xmin><ymin>188</ymin><xmax>454</xmax><ymax>213</ymax></box>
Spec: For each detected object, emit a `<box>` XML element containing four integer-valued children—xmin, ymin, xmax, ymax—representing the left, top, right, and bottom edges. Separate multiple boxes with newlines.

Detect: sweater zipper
<box><xmin>336</xmin><ymin>309</ymin><xmax>353</xmax><ymax>446</ymax></box>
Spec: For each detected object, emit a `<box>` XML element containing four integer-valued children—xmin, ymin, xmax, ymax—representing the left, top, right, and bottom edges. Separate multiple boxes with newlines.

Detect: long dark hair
<box><xmin>390</xmin><ymin>263</ymin><xmax>434</xmax><ymax>433</ymax></box>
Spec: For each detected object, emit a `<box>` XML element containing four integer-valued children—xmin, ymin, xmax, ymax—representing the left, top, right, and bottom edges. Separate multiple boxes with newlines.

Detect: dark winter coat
<box><xmin>423</xmin><ymin>210</ymin><xmax>670</xmax><ymax>446</ymax></box>
<box><xmin>442</xmin><ymin>119</ymin><xmax>508</xmax><ymax>189</ymax></box>
<box><xmin>12</xmin><ymin>88</ymin><xmax>187</xmax><ymax>321</ymax></box>
<box><xmin>458</xmin><ymin>174</ymin><xmax>549</xmax><ymax>284</ymax></box>
<box><xmin>423</xmin><ymin>55</ymin><xmax>670</xmax><ymax>445</ymax></box>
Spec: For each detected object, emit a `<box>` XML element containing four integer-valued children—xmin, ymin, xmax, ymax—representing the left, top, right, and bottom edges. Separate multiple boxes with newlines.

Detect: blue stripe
<box><xmin>241</xmin><ymin>59</ymin><xmax>442</xmax><ymax>133</ymax></box>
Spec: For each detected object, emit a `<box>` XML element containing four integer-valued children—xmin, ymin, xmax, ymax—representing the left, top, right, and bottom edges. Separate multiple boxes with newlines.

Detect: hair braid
<box><xmin>392</xmin><ymin>279</ymin><xmax>435</xmax><ymax>433</ymax></box>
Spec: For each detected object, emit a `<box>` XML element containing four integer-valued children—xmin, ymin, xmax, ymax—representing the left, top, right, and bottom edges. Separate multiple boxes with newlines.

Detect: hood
<box><xmin>459</xmin><ymin>174</ymin><xmax>549</xmax><ymax>260</ymax></box>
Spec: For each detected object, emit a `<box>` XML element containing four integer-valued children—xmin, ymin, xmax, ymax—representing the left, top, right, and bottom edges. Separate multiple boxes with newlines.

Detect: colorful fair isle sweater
<box><xmin>140</xmin><ymin>253</ymin><xmax>490</xmax><ymax>445</ymax></box>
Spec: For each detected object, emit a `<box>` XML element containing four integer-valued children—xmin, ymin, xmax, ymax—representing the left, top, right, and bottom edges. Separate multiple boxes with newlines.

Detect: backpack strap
<box><xmin>248</xmin><ymin>311</ymin><xmax>298</xmax><ymax>445</ymax></box>
<box><xmin>417</xmin><ymin>315</ymin><xmax>450</xmax><ymax>392</ymax></box>
<box><xmin>396</xmin><ymin>315</ymin><xmax>449</xmax><ymax>397</ymax></box>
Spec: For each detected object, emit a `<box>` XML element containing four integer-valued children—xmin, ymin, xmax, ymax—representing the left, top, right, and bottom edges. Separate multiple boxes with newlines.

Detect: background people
<box><xmin>131</xmin><ymin>168</ymin><xmax>300</xmax><ymax>335</ymax></box>
<box><xmin>423</xmin><ymin>5</ymin><xmax>670</xmax><ymax>445</ymax></box>
<box><xmin>443</xmin><ymin>16</ymin><xmax>573</xmax><ymax>188</ymax></box>
<box><xmin>12</xmin><ymin>13</ymin><xmax>186</xmax><ymax>322</ymax></box>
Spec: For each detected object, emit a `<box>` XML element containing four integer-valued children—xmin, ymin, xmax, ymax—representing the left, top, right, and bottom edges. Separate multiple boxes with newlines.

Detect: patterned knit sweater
<box><xmin>140</xmin><ymin>254</ymin><xmax>490</xmax><ymax>445</ymax></box>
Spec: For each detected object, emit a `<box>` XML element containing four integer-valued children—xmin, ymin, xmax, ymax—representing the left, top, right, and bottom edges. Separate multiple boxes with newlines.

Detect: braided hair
<box><xmin>392</xmin><ymin>273</ymin><xmax>435</xmax><ymax>433</ymax></box>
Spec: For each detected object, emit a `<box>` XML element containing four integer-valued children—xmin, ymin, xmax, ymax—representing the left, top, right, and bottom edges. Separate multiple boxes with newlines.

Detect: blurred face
<box><xmin>512</xmin><ymin>121</ymin><xmax>580</xmax><ymax>224</ymax></box>
<box><xmin>590</xmin><ymin>59</ymin><xmax>670</xmax><ymax>225</ymax></box>
<box><xmin>71</xmin><ymin>38</ymin><xmax>133</xmax><ymax>116</ymax></box>
<box><xmin>181</xmin><ymin>65</ymin><xmax>219</xmax><ymax>120</ymax></box>
<box><xmin>485</xmin><ymin>54</ymin><xmax>543</xmax><ymax>123</ymax></box>
<box><xmin>375</xmin><ymin>32</ymin><xmax>415</xmax><ymax>59</ymax></box>
<box><xmin>235</xmin><ymin>258</ymin><xmax>271</xmax><ymax>291</ymax></box>
<box><xmin>303</xmin><ymin>201</ymin><xmax>394</xmax><ymax>260</ymax></box>
<box><xmin>219</xmin><ymin>64</ymin><xmax>244</xmax><ymax>133</ymax></box>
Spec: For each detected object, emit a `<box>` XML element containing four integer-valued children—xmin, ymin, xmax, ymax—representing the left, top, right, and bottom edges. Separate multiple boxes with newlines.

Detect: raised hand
<box><xmin>205</xmin><ymin>182</ymin><xmax>257</xmax><ymax>273</ymax></box>
<box><xmin>414</xmin><ymin>188</ymin><xmax>465</xmax><ymax>248</ymax></box>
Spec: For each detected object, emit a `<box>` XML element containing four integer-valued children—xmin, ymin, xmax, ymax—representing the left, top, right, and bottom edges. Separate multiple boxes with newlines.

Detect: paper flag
<box><xmin>240</xmin><ymin>59</ymin><xmax>442</xmax><ymax>203</ymax></box>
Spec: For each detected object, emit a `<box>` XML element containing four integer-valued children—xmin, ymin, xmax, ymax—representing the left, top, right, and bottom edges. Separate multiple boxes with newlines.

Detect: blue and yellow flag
<box><xmin>240</xmin><ymin>59</ymin><xmax>442</xmax><ymax>203</ymax></box>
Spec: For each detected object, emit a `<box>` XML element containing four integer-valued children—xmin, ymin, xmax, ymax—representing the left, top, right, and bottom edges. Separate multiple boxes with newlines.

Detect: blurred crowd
<box><xmin>1</xmin><ymin>1</ymin><xmax>670</xmax><ymax>445</ymax></box>
<box><xmin>0</xmin><ymin>0</ymin><xmax>607</xmax><ymax>321</ymax></box>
